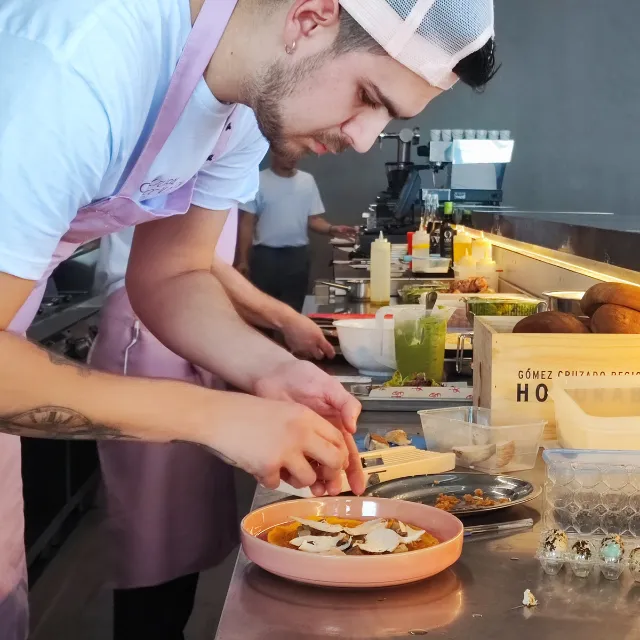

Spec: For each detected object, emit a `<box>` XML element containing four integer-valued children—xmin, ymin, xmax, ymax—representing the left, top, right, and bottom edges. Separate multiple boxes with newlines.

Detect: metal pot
<box><xmin>543</xmin><ymin>291</ymin><xmax>585</xmax><ymax>315</ymax></box>
<box><xmin>318</xmin><ymin>280</ymin><xmax>371</xmax><ymax>301</ymax></box>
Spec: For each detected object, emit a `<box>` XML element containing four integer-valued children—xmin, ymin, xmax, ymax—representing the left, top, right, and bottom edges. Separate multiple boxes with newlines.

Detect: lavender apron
<box><xmin>1</xmin><ymin>0</ymin><xmax>238</xmax><ymax>635</ymax></box>
<box><xmin>91</xmin><ymin>206</ymin><xmax>239</xmax><ymax>589</ymax></box>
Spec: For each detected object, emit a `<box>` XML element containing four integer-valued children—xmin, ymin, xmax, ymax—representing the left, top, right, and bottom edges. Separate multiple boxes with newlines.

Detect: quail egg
<box><xmin>599</xmin><ymin>534</ymin><xmax>625</xmax><ymax>581</ymax></box>
<box><xmin>628</xmin><ymin>547</ymin><xmax>640</xmax><ymax>582</ymax></box>
<box><xmin>536</xmin><ymin>529</ymin><xmax>568</xmax><ymax>575</ymax></box>
<box><xmin>567</xmin><ymin>539</ymin><xmax>595</xmax><ymax>578</ymax></box>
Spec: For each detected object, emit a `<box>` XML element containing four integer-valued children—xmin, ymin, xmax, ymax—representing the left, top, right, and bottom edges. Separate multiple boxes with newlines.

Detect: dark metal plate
<box><xmin>363</xmin><ymin>472</ymin><xmax>541</xmax><ymax>515</ymax></box>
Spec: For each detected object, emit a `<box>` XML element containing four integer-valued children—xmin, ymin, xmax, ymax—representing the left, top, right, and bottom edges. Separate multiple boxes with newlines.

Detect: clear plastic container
<box><xmin>418</xmin><ymin>407</ymin><xmax>546</xmax><ymax>473</ymax></box>
<box><xmin>464</xmin><ymin>296</ymin><xmax>545</xmax><ymax>322</ymax></box>
<box><xmin>551</xmin><ymin>376</ymin><xmax>640</xmax><ymax>450</ymax></box>
<box><xmin>412</xmin><ymin>256</ymin><xmax>451</xmax><ymax>274</ymax></box>
<box><xmin>542</xmin><ymin>449</ymin><xmax>640</xmax><ymax>539</ymax></box>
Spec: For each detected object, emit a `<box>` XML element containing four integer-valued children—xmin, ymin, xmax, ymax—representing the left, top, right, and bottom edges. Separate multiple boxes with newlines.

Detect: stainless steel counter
<box><xmin>215</xmin><ymin>418</ymin><xmax>640</xmax><ymax>639</ymax></box>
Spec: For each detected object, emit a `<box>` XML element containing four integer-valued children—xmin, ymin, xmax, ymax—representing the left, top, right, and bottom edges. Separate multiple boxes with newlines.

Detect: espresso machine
<box><xmin>419</xmin><ymin>133</ymin><xmax>515</xmax><ymax>208</ymax></box>
<box><xmin>358</xmin><ymin>127</ymin><xmax>423</xmax><ymax>255</ymax></box>
<box><xmin>358</xmin><ymin>128</ymin><xmax>515</xmax><ymax>256</ymax></box>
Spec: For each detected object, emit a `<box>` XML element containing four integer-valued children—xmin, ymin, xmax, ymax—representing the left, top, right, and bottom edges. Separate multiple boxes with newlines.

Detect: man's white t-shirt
<box><xmin>242</xmin><ymin>169</ymin><xmax>325</xmax><ymax>248</ymax></box>
<box><xmin>0</xmin><ymin>0</ymin><xmax>268</xmax><ymax>282</ymax></box>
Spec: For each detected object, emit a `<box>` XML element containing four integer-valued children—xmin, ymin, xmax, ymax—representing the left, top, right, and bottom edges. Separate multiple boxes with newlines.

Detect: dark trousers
<box><xmin>113</xmin><ymin>573</ymin><xmax>199</xmax><ymax>640</ymax></box>
<box><xmin>250</xmin><ymin>244</ymin><xmax>310</xmax><ymax>314</ymax></box>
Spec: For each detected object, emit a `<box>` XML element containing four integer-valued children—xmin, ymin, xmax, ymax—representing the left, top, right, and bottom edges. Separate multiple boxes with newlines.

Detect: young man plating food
<box><xmin>0</xmin><ymin>0</ymin><xmax>498</xmax><ymax>637</ymax></box>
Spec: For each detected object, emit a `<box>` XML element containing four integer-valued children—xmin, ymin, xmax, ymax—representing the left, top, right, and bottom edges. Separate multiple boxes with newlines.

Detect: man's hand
<box><xmin>253</xmin><ymin>360</ymin><xmax>366</xmax><ymax>495</ymax></box>
<box><xmin>331</xmin><ymin>225</ymin><xmax>358</xmax><ymax>240</ymax></box>
<box><xmin>281</xmin><ymin>312</ymin><xmax>335</xmax><ymax>360</ymax></box>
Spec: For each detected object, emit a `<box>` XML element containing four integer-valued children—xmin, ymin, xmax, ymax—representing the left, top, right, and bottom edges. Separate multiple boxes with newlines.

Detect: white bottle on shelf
<box><xmin>472</xmin><ymin>231</ymin><xmax>492</xmax><ymax>262</ymax></box>
<box><xmin>453</xmin><ymin>249</ymin><xmax>478</xmax><ymax>281</ymax></box>
<box><xmin>370</xmin><ymin>231</ymin><xmax>391</xmax><ymax>304</ymax></box>
<box><xmin>476</xmin><ymin>248</ymin><xmax>498</xmax><ymax>291</ymax></box>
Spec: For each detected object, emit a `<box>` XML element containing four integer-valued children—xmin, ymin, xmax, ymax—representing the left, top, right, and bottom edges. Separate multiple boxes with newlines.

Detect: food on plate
<box><xmin>512</xmin><ymin>311</ymin><xmax>590</xmax><ymax>334</ymax></box>
<box><xmin>522</xmin><ymin>589</ymin><xmax>538</xmax><ymax>607</ymax></box>
<box><xmin>590</xmin><ymin>304</ymin><xmax>640</xmax><ymax>334</ymax></box>
<box><xmin>364</xmin><ymin>433</ymin><xmax>390</xmax><ymax>451</ymax></box>
<box><xmin>434</xmin><ymin>490</ymin><xmax>510</xmax><ymax>511</ymax></box>
<box><xmin>385</xmin><ymin>429</ymin><xmax>412</xmax><ymax>446</ymax></box>
<box><xmin>581</xmin><ymin>282</ymin><xmax>640</xmax><ymax>317</ymax></box>
<box><xmin>434</xmin><ymin>494</ymin><xmax>460</xmax><ymax>511</ymax></box>
<box><xmin>265</xmin><ymin>516</ymin><xmax>440</xmax><ymax>555</ymax></box>
<box><xmin>384</xmin><ymin>371</ymin><xmax>442</xmax><ymax>388</ymax></box>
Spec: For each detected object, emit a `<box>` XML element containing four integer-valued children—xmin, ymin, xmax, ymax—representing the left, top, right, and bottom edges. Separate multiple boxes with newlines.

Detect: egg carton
<box><xmin>536</xmin><ymin>530</ymin><xmax>640</xmax><ymax>582</ymax></box>
<box><xmin>542</xmin><ymin>450</ymin><xmax>640</xmax><ymax>538</ymax></box>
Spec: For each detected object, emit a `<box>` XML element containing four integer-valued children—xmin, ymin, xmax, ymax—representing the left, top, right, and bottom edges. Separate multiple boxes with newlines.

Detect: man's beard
<box><xmin>247</xmin><ymin>55</ymin><xmax>350</xmax><ymax>161</ymax></box>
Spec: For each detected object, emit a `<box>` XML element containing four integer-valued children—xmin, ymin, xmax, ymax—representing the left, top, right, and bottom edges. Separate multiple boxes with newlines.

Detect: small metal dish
<box><xmin>363</xmin><ymin>472</ymin><xmax>541</xmax><ymax>515</ymax></box>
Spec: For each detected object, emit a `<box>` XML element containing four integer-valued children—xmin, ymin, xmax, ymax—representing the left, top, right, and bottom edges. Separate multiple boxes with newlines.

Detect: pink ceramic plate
<box><xmin>241</xmin><ymin>496</ymin><xmax>464</xmax><ymax>588</ymax></box>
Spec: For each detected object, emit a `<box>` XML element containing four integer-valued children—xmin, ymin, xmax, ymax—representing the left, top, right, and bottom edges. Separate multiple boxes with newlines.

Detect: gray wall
<box><xmin>293</xmin><ymin>0</ymin><xmax>640</xmax><ymax>285</ymax></box>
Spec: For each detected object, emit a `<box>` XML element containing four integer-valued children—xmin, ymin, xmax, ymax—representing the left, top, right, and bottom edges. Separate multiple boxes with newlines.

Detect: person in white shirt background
<box><xmin>236</xmin><ymin>153</ymin><xmax>356</xmax><ymax>315</ymax></box>
<box><xmin>0</xmin><ymin>0</ymin><xmax>498</xmax><ymax>637</ymax></box>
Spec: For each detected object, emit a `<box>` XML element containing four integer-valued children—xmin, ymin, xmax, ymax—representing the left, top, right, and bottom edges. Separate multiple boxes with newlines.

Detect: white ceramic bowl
<box><xmin>333</xmin><ymin>318</ymin><xmax>394</xmax><ymax>376</ymax></box>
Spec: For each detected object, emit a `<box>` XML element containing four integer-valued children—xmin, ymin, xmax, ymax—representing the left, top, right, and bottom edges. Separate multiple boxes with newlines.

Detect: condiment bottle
<box><xmin>453</xmin><ymin>249</ymin><xmax>477</xmax><ymax>281</ymax></box>
<box><xmin>406</xmin><ymin>230</ymin><xmax>414</xmax><ymax>256</ymax></box>
<box><xmin>439</xmin><ymin>201</ymin><xmax>455</xmax><ymax>260</ymax></box>
<box><xmin>370</xmin><ymin>231</ymin><xmax>391</xmax><ymax>304</ymax></box>
<box><xmin>472</xmin><ymin>231</ymin><xmax>492</xmax><ymax>262</ymax></box>
<box><xmin>476</xmin><ymin>247</ymin><xmax>498</xmax><ymax>291</ymax></box>
<box><xmin>412</xmin><ymin>224</ymin><xmax>430</xmax><ymax>259</ymax></box>
<box><xmin>453</xmin><ymin>225</ymin><xmax>472</xmax><ymax>265</ymax></box>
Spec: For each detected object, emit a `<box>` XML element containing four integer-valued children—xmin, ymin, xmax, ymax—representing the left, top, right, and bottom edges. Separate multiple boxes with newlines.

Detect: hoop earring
<box><xmin>285</xmin><ymin>41</ymin><xmax>297</xmax><ymax>55</ymax></box>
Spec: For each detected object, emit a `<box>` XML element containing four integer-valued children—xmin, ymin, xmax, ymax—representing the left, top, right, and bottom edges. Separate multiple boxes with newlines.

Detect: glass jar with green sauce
<box><xmin>394</xmin><ymin>311</ymin><xmax>448</xmax><ymax>383</ymax></box>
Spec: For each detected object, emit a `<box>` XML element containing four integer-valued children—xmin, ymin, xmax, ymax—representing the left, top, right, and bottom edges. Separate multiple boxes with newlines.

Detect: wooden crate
<box><xmin>472</xmin><ymin>316</ymin><xmax>640</xmax><ymax>440</ymax></box>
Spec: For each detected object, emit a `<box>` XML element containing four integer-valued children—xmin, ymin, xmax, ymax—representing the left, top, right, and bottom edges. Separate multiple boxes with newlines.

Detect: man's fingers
<box><xmin>258</xmin><ymin>471</ymin><xmax>281</xmax><ymax>490</ymax></box>
<box><xmin>323</xmin><ymin>469</ymin><xmax>344</xmax><ymax>496</ymax></box>
<box><xmin>343</xmin><ymin>431</ymin><xmax>366</xmax><ymax>495</ymax></box>
<box><xmin>310</xmin><ymin>480</ymin><xmax>327</xmax><ymax>496</ymax></box>
<box><xmin>304</xmin><ymin>431</ymin><xmax>347</xmax><ymax>471</ymax></box>
<box><xmin>332</xmin><ymin>391</ymin><xmax>361</xmax><ymax>434</ymax></box>
<box><xmin>280</xmin><ymin>470</ymin><xmax>309</xmax><ymax>490</ymax></box>
<box><xmin>319</xmin><ymin>337</ymin><xmax>335</xmax><ymax>359</ymax></box>
<box><xmin>283</xmin><ymin>456</ymin><xmax>318</xmax><ymax>489</ymax></box>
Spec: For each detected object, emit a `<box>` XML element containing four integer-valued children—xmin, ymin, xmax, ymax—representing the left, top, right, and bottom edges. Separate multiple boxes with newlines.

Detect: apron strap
<box><xmin>120</xmin><ymin>0</ymin><xmax>239</xmax><ymax>197</ymax></box>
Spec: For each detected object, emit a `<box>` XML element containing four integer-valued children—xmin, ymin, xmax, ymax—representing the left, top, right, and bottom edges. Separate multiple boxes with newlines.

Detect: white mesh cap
<box><xmin>338</xmin><ymin>0</ymin><xmax>494</xmax><ymax>90</ymax></box>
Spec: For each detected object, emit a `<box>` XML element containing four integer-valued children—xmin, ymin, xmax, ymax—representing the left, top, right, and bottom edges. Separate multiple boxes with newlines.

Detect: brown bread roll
<box><xmin>513</xmin><ymin>311</ymin><xmax>590</xmax><ymax>334</ymax></box>
<box><xmin>581</xmin><ymin>283</ymin><xmax>640</xmax><ymax>317</ymax></box>
<box><xmin>591</xmin><ymin>304</ymin><xmax>640</xmax><ymax>334</ymax></box>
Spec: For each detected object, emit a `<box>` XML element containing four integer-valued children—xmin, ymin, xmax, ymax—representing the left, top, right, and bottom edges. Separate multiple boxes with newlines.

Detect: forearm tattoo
<box><xmin>0</xmin><ymin>406</ymin><xmax>139</xmax><ymax>441</ymax></box>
